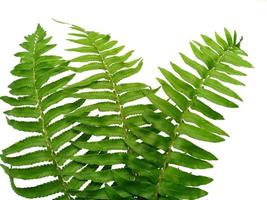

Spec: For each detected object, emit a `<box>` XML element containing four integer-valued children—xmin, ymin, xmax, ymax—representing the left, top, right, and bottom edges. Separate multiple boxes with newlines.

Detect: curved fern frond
<box><xmin>118</xmin><ymin>29</ymin><xmax>252</xmax><ymax>199</ymax></box>
<box><xmin>61</xmin><ymin>24</ymin><xmax>156</xmax><ymax>199</ymax></box>
<box><xmin>0</xmin><ymin>25</ymin><xmax>84</xmax><ymax>199</ymax></box>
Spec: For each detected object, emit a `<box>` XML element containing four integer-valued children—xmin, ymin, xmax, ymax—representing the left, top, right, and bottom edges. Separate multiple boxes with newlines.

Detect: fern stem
<box><xmin>31</xmin><ymin>38</ymin><xmax>72</xmax><ymax>200</ymax></box>
<box><xmin>93</xmin><ymin>44</ymin><xmax>131</xmax><ymax>142</ymax></box>
<box><xmin>154</xmin><ymin>47</ymin><xmax>233</xmax><ymax>200</ymax></box>
<box><xmin>92</xmin><ymin>42</ymin><xmax>142</xmax><ymax>194</ymax></box>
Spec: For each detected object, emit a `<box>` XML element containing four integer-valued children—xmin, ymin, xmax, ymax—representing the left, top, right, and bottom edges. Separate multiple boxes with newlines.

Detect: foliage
<box><xmin>0</xmin><ymin>25</ymin><xmax>85</xmax><ymax>200</ymax></box>
<box><xmin>61</xmin><ymin>23</ymin><xmax>157</xmax><ymax>199</ymax></box>
<box><xmin>0</xmin><ymin>24</ymin><xmax>252</xmax><ymax>200</ymax></box>
<box><xmin>121</xmin><ymin>29</ymin><xmax>252</xmax><ymax>199</ymax></box>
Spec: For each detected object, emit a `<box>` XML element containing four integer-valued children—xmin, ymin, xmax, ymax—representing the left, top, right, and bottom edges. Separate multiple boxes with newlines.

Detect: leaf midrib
<box><xmin>31</xmin><ymin>36</ymin><xmax>72</xmax><ymax>199</ymax></box>
<box><xmin>153</xmin><ymin>46</ymin><xmax>234</xmax><ymax>200</ymax></box>
<box><xmin>93</xmin><ymin>42</ymin><xmax>142</xmax><ymax>197</ymax></box>
<box><xmin>93</xmin><ymin>43</ymin><xmax>130</xmax><ymax>141</ymax></box>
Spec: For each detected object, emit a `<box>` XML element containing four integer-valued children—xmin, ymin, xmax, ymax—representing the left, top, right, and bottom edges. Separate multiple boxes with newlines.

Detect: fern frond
<box><xmin>60</xmin><ymin>24</ymin><xmax>156</xmax><ymax>198</ymax></box>
<box><xmin>0</xmin><ymin>25</ymin><xmax>83</xmax><ymax>199</ymax></box>
<box><xmin>0</xmin><ymin>24</ymin><xmax>253</xmax><ymax>200</ymax></box>
<box><xmin>118</xmin><ymin>29</ymin><xmax>252</xmax><ymax>199</ymax></box>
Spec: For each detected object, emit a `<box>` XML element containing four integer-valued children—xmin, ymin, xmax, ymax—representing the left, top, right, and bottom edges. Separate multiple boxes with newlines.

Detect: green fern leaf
<box><xmin>122</xmin><ymin>29</ymin><xmax>252</xmax><ymax>199</ymax></box>
<box><xmin>59</xmin><ymin>23</ymin><xmax>156</xmax><ymax>198</ymax></box>
<box><xmin>0</xmin><ymin>25</ymin><xmax>83</xmax><ymax>199</ymax></box>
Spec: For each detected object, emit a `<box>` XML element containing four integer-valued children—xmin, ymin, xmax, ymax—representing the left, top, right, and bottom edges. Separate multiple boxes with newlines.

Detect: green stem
<box><xmin>93</xmin><ymin>44</ymin><xmax>131</xmax><ymax>142</ymax></box>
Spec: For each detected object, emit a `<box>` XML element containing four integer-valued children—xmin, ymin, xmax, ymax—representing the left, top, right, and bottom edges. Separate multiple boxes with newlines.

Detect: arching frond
<box><xmin>0</xmin><ymin>25</ymin><xmax>84</xmax><ymax>200</ymax></box>
<box><xmin>117</xmin><ymin>29</ymin><xmax>252</xmax><ymax>200</ymax></box>
<box><xmin>61</xmin><ymin>24</ymin><xmax>156</xmax><ymax>199</ymax></box>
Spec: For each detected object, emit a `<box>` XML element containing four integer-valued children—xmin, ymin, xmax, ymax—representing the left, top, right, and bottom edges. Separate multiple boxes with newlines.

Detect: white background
<box><xmin>0</xmin><ymin>0</ymin><xmax>267</xmax><ymax>199</ymax></box>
